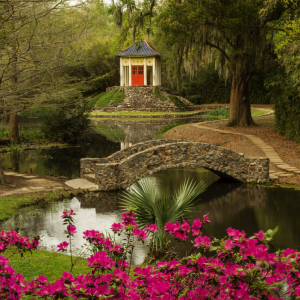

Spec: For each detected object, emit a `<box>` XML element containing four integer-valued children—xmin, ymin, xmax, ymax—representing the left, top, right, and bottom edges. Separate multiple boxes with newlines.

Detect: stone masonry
<box><xmin>80</xmin><ymin>139</ymin><xmax>269</xmax><ymax>191</ymax></box>
<box><xmin>98</xmin><ymin>86</ymin><xmax>194</xmax><ymax>112</ymax></box>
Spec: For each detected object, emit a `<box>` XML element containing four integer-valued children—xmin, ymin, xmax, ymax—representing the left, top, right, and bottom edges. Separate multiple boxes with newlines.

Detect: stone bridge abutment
<box><xmin>80</xmin><ymin>139</ymin><xmax>269</xmax><ymax>191</ymax></box>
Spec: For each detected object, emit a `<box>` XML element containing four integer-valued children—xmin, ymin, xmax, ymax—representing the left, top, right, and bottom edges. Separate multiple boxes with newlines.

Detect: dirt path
<box><xmin>165</xmin><ymin>110</ymin><xmax>300</xmax><ymax>187</ymax></box>
<box><xmin>0</xmin><ymin>172</ymin><xmax>70</xmax><ymax>196</ymax></box>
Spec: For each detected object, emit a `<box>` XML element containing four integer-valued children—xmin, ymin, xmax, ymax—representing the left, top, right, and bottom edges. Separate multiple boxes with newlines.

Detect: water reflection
<box><xmin>1</xmin><ymin>166</ymin><xmax>300</xmax><ymax>262</ymax></box>
<box><xmin>91</xmin><ymin>118</ymin><xmax>198</xmax><ymax>144</ymax></box>
<box><xmin>0</xmin><ymin>118</ymin><xmax>199</xmax><ymax>177</ymax></box>
<box><xmin>0</xmin><ymin>197</ymin><xmax>148</xmax><ymax>265</ymax></box>
<box><xmin>0</xmin><ymin>134</ymin><xmax>120</xmax><ymax>178</ymax></box>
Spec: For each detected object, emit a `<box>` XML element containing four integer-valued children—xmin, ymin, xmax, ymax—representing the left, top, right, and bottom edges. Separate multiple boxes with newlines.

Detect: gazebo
<box><xmin>116</xmin><ymin>40</ymin><xmax>162</xmax><ymax>86</ymax></box>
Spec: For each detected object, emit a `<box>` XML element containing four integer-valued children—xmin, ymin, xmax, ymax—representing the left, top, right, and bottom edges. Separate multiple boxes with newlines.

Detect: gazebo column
<box><xmin>129</xmin><ymin>58</ymin><xmax>132</xmax><ymax>86</ymax></box>
<box><xmin>120</xmin><ymin>58</ymin><xmax>123</xmax><ymax>86</ymax></box>
<box><xmin>144</xmin><ymin>58</ymin><xmax>147</xmax><ymax>85</ymax></box>
<box><xmin>153</xmin><ymin>57</ymin><xmax>156</xmax><ymax>86</ymax></box>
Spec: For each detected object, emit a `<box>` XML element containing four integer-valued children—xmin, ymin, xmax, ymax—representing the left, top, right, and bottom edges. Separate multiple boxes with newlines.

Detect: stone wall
<box><xmin>99</xmin><ymin>86</ymin><xmax>194</xmax><ymax>112</ymax></box>
<box><xmin>81</xmin><ymin>140</ymin><xmax>269</xmax><ymax>191</ymax></box>
<box><xmin>80</xmin><ymin>139</ymin><xmax>180</xmax><ymax>177</ymax></box>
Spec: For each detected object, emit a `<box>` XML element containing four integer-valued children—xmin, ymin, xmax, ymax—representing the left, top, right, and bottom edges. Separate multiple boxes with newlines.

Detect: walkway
<box><xmin>191</xmin><ymin>109</ymin><xmax>300</xmax><ymax>180</ymax></box>
<box><xmin>1</xmin><ymin>172</ymin><xmax>67</xmax><ymax>196</ymax></box>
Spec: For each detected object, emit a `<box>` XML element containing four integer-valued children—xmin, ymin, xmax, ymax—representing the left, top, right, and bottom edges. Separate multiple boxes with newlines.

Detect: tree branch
<box><xmin>205</xmin><ymin>40</ymin><xmax>230</xmax><ymax>61</ymax></box>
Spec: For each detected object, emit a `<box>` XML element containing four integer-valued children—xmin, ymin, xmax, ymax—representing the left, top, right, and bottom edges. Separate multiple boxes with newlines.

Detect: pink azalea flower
<box><xmin>194</xmin><ymin>236</ymin><xmax>211</xmax><ymax>249</ymax></box>
<box><xmin>111</xmin><ymin>223</ymin><xmax>124</xmax><ymax>233</ymax></box>
<box><xmin>203</xmin><ymin>214</ymin><xmax>211</xmax><ymax>223</ymax></box>
<box><xmin>87</xmin><ymin>251</ymin><xmax>115</xmax><ymax>269</ymax></box>
<box><xmin>61</xmin><ymin>209</ymin><xmax>75</xmax><ymax>218</ymax></box>
<box><xmin>254</xmin><ymin>230</ymin><xmax>264</xmax><ymax>241</ymax></box>
<box><xmin>57</xmin><ymin>241</ymin><xmax>69</xmax><ymax>252</ymax></box>
<box><xmin>192</xmin><ymin>219</ymin><xmax>202</xmax><ymax>236</ymax></box>
<box><xmin>181</xmin><ymin>220</ymin><xmax>190</xmax><ymax>233</ymax></box>
<box><xmin>145</xmin><ymin>223</ymin><xmax>158</xmax><ymax>233</ymax></box>
<box><xmin>132</xmin><ymin>228</ymin><xmax>148</xmax><ymax>240</ymax></box>
<box><xmin>67</xmin><ymin>225</ymin><xmax>77</xmax><ymax>236</ymax></box>
<box><xmin>224</xmin><ymin>239</ymin><xmax>233</xmax><ymax>251</ymax></box>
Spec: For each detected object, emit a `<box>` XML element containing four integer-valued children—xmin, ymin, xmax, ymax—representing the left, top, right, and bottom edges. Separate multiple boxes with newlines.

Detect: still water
<box><xmin>0</xmin><ymin>118</ymin><xmax>197</xmax><ymax>178</ymax></box>
<box><xmin>1</xmin><ymin>167</ymin><xmax>300</xmax><ymax>264</ymax></box>
<box><xmin>1</xmin><ymin>118</ymin><xmax>300</xmax><ymax>264</ymax></box>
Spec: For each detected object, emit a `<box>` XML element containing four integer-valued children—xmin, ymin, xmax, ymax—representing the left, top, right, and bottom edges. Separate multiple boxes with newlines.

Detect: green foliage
<box><xmin>0</xmin><ymin>190</ymin><xmax>75</xmax><ymax>221</ymax></box>
<box><xmin>266</xmin><ymin>68</ymin><xmax>300</xmax><ymax>143</ymax></box>
<box><xmin>41</xmin><ymin>104</ymin><xmax>91</xmax><ymax>144</ymax></box>
<box><xmin>19</xmin><ymin>108</ymin><xmax>56</xmax><ymax>118</ymax></box>
<box><xmin>121</xmin><ymin>178</ymin><xmax>206</xmax><ymax>249</ymax></box>
<box><xmin>19</xmin><ymin>128</ymin><xmax>45</xmax><ymax>140</ymax></box>
<box><xmin>153</xmin><ymin>87</ymin><xmax>168</xmax><ymax>102</ymax></box>
<box><xmin>207</xmin><ymin>109</ymin><xmax>229</xmax><ymax>118</ymax></box>
<box><xmin>155</xmin><ymin>123</ymin><xmax>181</xmax><ymax>139</ymax></box>
<box><xmin>0</xmin><ymin>128</ymin><xmax>9</xmax><ymax>139</ymax></box>
<box><xmin>157</xmin><ymin>123</ymin><xmax>180</xmax><ymax>134</ymax></box>
<box><xmin>96</xmin><ymin>88</ymin><xmax>125</xmax><ymax>108</ymax></box>
<box><xmin>182</xmin><ymin>64</ymin><xmax>231</xmax><ymax>104</ymax></box>
<box><xmin>182</xmin><ymin>63</ymin><xmax>270</xmax><ymax>105</ymax></box>
<box><xmin>92</xmin><ymin>123</ymin><xmax>126</xmax><ymax>142</ymax></box>
<box><xmin>168</xmin><ymin>95</ymin><xmax>187</xmax><ymax>108</ymax></box>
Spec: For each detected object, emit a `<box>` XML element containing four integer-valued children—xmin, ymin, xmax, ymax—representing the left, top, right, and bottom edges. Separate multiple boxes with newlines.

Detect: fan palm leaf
<box><xmin>121</xmin><ymin>177</ymin><xmax>206</xmax><ymax>249</ymax></box>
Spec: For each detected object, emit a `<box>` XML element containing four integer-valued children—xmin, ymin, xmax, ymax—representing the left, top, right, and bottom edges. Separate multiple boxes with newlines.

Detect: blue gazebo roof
<box><xmin>116</xmin><ymin>40</ymin><xmax>162</xmax><ymax>57</ymax></box>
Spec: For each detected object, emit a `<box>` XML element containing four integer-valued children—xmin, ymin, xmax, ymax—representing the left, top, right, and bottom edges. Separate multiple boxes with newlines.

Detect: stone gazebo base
<box><xmin>100</xmin><ymin>86</ymin><xmax>194</xmax><ymax>112</ymax></box>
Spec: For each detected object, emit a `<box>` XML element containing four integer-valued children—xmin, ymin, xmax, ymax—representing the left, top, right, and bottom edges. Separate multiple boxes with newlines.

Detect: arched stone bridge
<box><xmin>80</xmin><ymin>139</ymin><xmax>269</xmax><ymax>191</ymax></box>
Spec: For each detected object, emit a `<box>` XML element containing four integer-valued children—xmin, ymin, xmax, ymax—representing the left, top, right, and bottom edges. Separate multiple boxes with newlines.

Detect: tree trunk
<box><xmin>0</xmin><ymin>160</ymin><xmax>7</xmax><ymax>184</ymax></box>
<box><xmin>8</xmin><ymin>113</ymin><xmax>20</xmax><ymax>143</ymax></box>
<box><xmin>227</xmin><ymin>55</ymin><xmax>256</xmax><ymax>127</ymax></box>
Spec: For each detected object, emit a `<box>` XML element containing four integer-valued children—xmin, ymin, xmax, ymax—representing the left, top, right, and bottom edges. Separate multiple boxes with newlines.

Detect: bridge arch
<box><xmin>80</xmin><ymin>140</ymin><xmax>269</xmax><ymax>191</ymax></box>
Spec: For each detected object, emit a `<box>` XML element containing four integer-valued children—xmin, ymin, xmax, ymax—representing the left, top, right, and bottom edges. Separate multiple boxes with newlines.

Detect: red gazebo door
<box><xmin>132</xmin><ymin>65</ymin><xmax>144</xmax><ymax>85</ymax></box>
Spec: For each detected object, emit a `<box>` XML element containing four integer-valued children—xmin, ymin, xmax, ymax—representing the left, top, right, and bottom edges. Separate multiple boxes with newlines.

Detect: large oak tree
<box><xmin>157</xmin><ymin>0</ymin><xmax>294</xmax><ymax>126</ymax></box>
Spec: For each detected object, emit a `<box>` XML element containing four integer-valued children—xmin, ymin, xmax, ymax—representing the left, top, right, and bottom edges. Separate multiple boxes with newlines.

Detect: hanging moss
<box><xmin>168</xmin><ymin>95</ymin><xmax>187</xmax><ymax>108</ymax></box>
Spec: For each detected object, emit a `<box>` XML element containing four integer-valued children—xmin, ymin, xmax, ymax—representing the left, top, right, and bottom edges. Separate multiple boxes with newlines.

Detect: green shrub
<box><xmin>96</xmin><ymin>89</ymin><xmax>125</xmax><ymax>108</ymax></box>
<box><xmin>207</xmin><ymin>108</ymin><xmax>229</xmax><ymax>118</ymax></box>
<box><xmin>153</xmin><ymin>87</ymin><xmax>168</xmax><ymax>101</ymax></box>
<box><xmin>19</xmin><ymin>108</ymin><xmax>56</xmax><ymax>118</ymax></box>
<box><xmin>41</xmin><ymin>105</ymin><xmax>90</xmax><ymax>144</ymax></box>
<box><xmin>180</xmin><ymin>63</ymin><xmax>271</xmax><ymax>105</ymax></box>
<box><xmin>266</xmin><ymin>68</ymin><xmax>300</xmax><ymax>143</ymax></box>
<box><xmin>156</xmin><ymin>123</ymin><xmax>180</xmax><ymax>136</ymax></box>
<box><xmin>168</xmin><ymin>95</ymin><xmax>187</xmax><ymax>108</ymax></box>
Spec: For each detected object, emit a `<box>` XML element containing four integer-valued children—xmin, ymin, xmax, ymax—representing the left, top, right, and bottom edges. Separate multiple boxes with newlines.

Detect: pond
<box><xmin>0</xmin><ymin>118</ymin><xmax>197</xmax><ymax>178</ymax></box>
<box><xmin>1</xmin><ymin>117</ymin><xmax>300</xmax><ymax>264</ymax></box>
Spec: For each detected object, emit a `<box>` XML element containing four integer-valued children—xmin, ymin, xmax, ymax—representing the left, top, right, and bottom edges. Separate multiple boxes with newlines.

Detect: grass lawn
<box><xmin>200</xmin><ymin>108</ymin><xmax>271</xmax><ymax>121</ymax></box>
<box><xmin>0</xmin><ymin>190</ymin><xmax>77</xmax><ymax>221</ymax></box>
<box><xmin>90</xmin><ymin>110</ymin><xmax>200</xmax><ymax>116</ymax></box>
<box><xmin>3</xmin><ymin>248</ymin><xmax>91</xmax><ymax>282</ymax></box>
<box><xmin>251</xmin><ymin>108</ymin><xmax>271</xmax><ymax>116</ymax></box>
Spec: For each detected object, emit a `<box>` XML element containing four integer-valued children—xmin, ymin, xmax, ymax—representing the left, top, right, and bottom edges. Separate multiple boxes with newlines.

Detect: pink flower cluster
<box><xmin>3</xmin><ymin>210</ymin><xmax>300</xmax><ymax>300</ymax></box>
<box><xmin>165</xmin><ymin>215</ymin><xmax>210</xmax><ymax>241</ymax></box>
<box><xmin>121</xmin><ymin>210</ymin><xmax>137</xmax><ymax>227</ymax></box>
<box><xmin>87</xmin><ymin>251</ymin><xmax>115</xmax><ymax>269</ymax></box>
<box><xmin>0</xmin><ymin>231</ymin><xmax>40</xmax><ymax>299</ymax></box>
<box><xmin>83</xmin><ymin>230</ymin><xmax>124</xmax><ymax>254</ymax></box>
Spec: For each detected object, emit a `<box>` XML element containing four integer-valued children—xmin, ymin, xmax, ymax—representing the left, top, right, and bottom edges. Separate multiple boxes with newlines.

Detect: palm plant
<box><xmin>121</xmin><ymin>177</ymin><xmax>207</xmax><ymax>256</ymax></box>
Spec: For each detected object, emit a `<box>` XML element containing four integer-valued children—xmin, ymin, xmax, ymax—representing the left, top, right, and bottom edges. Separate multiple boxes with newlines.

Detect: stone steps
<box><xmin>83</xmin><ymin>173</ymin><xmax>96</xmax><ymax>183</ymax></box>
